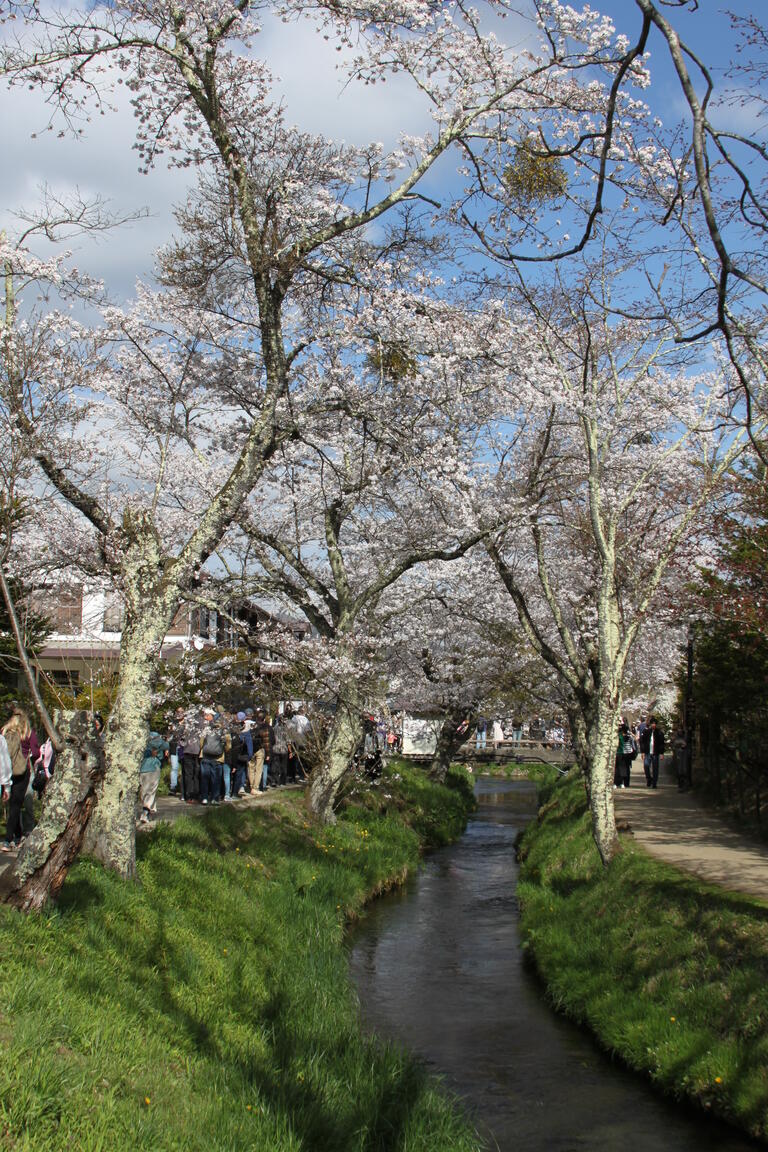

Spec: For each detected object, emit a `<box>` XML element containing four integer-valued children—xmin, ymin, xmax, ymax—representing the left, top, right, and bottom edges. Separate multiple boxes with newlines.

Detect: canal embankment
<box><xmin>517</xmin><ymin>769</ymin><xmax>768</xmax><ymax>1142</ymax></box>
<box><xmin>0</xmin><ymin>763</ymin><xmax>479</xmax><ymax>1152</ymax></box>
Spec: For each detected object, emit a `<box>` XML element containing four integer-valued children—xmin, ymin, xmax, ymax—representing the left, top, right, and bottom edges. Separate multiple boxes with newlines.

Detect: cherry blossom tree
<box><xmin>222</xmin><ymin>283</ymin><xmax>505</xmax><ymax>821</ymax></box>
<box><xmin>452</xmin><ymin>2</ymin><xmax>768</xmax><ymax>460</ymax></box>
<box><xmin>0</xmin><ymin>0</ymin><xmax>654</xmax><ymax>890</ymax></box>
<box><xmin>378</xmin><ymin>554</ymin><xmax>542</xmax><ymax>782</ymax></box>
<box><xmin>478</xmin><ymin>272</ymin><xmax>758</xmax><ymax>863</ymax></box>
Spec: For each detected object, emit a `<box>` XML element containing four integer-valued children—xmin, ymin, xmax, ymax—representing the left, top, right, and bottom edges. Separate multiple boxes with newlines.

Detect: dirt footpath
<box><xmin>614</xmin><ymin>763</ymin><xmax>768</xmax><ymax>903</ymax></box>
<box><xmin>149</xmin><ymin>782</ymin><xmax>305</xmax><ymax>825</ymax></box>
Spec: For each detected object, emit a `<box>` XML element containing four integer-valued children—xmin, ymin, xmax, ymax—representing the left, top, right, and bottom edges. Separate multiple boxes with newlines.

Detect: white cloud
<box><xmin>0</xmin><ymin>12</ymin><xmax>436</xmax><ymax>300</ymax></box>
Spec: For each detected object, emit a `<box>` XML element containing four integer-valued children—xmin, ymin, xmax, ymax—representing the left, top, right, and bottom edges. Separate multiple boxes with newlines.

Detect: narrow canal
<box><xmin>348</xmin><ymin>776</ymin><xmax>759</xmax><ymax>1151</ymax></box>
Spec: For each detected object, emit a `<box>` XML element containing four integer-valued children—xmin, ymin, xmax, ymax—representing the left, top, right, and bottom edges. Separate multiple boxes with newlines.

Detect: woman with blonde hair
<box><xmin>1</xmin><ymin>707</ymin><xmax>40</xmax><ymax>852</ymax></box>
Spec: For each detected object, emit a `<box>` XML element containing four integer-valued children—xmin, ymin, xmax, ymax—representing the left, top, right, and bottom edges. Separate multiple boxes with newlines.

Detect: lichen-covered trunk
<box><xmin>589</xmin><ymin>537</ymin><xmax>622</xmax><ymax>864</ymax></box>
<box><xmin>1</xmin><ymin>711</ymin><xmax>105</xmax><ymax>912</ymax></box>
<box><xmin>430</xmin><ymin>703</ymin><xmax>474</xmax><ymax>784</ymax></box>
<box><xmin>81</xmin><ymin>600</ymin><xmax>170</xmax><ymax>877</ymax></box>
<box><xmin>586</xmin><ymin>709</ymin><xmax>621</xmax><ymax>864</ymax></box>
<box><xmin>573</xmin><ymin>691</ymin><xmax>621</xmax><ymax>865</ymax></box>
<box><xmin>308</xmin><ymin>694</ymin><xmax>363</xmax><ymax>825</ymax></box>
<box><xmin>79</xmin><ymin>521</ymin><xmax>176</xmax><ymax>877</ymax></box>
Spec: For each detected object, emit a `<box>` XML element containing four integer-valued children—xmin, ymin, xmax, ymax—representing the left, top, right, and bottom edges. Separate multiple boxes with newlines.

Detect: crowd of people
<box><xmin>0</xmin><ymin>697</ymin><xmax>679</xmax><ymax>850</ymax></box>
<box><xmin>614</xmin><ymin>715</ymin><xmax>666</xmax><ymax>790</ymax></box>
<box><xmin>0</xmin><ymin>699</ymin><xmax>315</xmax><ymax>847</ymax></box>
<box><xmin>474</xmin><ymin>716</ymin><xmax>568</xmax><ymax>750</ymax></box>
<box><xmin>139</xmin><ymin>703</ymin><xmax>313</xmax><ymax>824</ymax></box>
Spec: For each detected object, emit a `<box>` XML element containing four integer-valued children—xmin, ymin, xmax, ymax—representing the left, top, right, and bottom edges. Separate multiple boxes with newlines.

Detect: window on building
<box><xmin>103</xmin><ymin>596</ymin><xmax>125</xmax><ymax>632</ymax></box>
<box><xmin>167</xmin><ymin>605</ymin><xmax>189</xmax><ymax>636</ymax></box>
<box><xmin>192</xmin><ymin>607</ymin><xmax>209</xmax><ymax>639</ymax></box>
<box><xmin>30</xmin><ymin>585</ymin><xmax>83</xmax><ymax>634</ymax></box>
<box><xmin>47</xmin><ymin>668</ymin><xmax>80</xmax><ymax>689</ymax></box>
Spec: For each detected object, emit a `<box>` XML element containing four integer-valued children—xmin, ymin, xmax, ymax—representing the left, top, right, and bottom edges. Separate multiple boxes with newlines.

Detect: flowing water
<box><xmin>348</xmin><ymin>776</ymin><xmax>760</xmax><ymax>1152</ymax></box>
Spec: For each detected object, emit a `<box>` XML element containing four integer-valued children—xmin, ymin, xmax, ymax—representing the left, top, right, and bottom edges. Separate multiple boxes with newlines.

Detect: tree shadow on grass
<box><xmin>50</xmin><ymin>806</ymin><xmax>453</xmax><ymax>1152</ymax></box>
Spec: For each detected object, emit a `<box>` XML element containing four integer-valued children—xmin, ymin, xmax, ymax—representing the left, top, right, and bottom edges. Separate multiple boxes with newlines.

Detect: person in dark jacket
<box><xmin>181</xmin><ymin>709</ymin><xmax>206</xmax><ymax>803</ymax></box>
<box><xmin>271</xmin><ymin>712</ymin><xmax>290</xmax><ymax>787</ymax></box>
<box><xmin>233</xmin><ymin>713</ymin><xmax>253</xmax><ymax>797</ymax></box>
<box><xmin>639</xmin><ymin>716</ymin><xmax>666</xmax><ymax>788</ymax></box>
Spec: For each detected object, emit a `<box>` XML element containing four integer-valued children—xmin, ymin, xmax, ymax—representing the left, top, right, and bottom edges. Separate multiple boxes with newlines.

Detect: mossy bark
<box><xmin>308</xmin><ymin>697</ymin><xmax>363</xmax><ymax>824</ymax></box>
<box><xmin>82</xmin><ymin>523</ymin><xmax>173</xmax><ymax>877</ymax></box>
<box><xmin>2</xmin><ymin>711</ymin><xmax>105</xmax><ymax>911</ymax></box>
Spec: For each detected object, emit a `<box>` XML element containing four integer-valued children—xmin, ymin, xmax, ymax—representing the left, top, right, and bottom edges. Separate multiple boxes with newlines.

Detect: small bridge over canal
<box><xmin>404</xmin><ymin>740</ymin><xmax>574</xmax><ymax>770</ymax></box>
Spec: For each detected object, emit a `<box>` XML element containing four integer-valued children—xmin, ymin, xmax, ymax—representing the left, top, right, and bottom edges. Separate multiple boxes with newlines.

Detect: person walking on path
<box><xmin>475</xmin><ymin>716</ymin><xmax>488</xmax><ymax>752</ymax></box>
<box><xmin>639</xmin><ymin>716</ymin><xmax>665</xmax><ymax>788</ymax></box>
<box><xmin>614</xmin><ymin>723</ymin><xmax>633</xmax><ymax>789</ymax></box>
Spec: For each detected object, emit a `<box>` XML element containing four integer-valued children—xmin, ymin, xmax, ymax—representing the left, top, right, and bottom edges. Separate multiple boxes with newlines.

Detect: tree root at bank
<box><xmin>0</xmin><ymin>712</ymin><xmax>105</xmax><ymax>913</ymax></box>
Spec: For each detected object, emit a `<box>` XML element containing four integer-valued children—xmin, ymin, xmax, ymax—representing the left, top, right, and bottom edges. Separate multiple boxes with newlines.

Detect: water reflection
<box><xmin>348</xmin><ymin>778</ymin><xmax>759</xmax><ymax>1152</ymax></box>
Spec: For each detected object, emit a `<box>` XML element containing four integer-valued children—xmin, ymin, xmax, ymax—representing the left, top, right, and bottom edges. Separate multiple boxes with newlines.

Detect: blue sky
<box><xmin>0</xmin><ymin>0</ymin><xmax>761</xmax><ymax>299</ymax></box>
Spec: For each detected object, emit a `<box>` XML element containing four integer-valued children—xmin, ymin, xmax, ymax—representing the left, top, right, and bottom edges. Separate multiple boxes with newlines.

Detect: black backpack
<box><xmin>202</xmin><ymin>731</ymin><xmax>224</xmax><ymax>758</ymax></box>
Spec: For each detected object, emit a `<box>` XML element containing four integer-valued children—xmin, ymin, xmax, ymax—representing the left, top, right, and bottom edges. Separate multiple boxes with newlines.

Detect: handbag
<box><xmin>32</xmin><ymin>765</ymin><xmax>48</xmax><ymax>795</ymax></box>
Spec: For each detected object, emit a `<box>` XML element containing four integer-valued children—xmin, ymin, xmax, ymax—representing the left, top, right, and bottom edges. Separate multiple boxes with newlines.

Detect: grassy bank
<box><xmin>518</xmin><ymin>771</ymin><xmax>768</xmax><ymax>1142</ymax></box>
<box><xmin>466</xmin><ymin>760</ymin><xmax>562</xmax><ymax>786</ymax></box>
<box><xmin>0</xmin><ymin>763</ymin><xmax>480</xmax><ymax>1152</ymax></box>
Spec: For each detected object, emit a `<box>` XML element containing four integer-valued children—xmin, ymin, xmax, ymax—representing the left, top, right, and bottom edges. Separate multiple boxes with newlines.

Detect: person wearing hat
<box><xmin>232</xmin><ymin>712</ymin><xmax>252</xmax><ymax>797</ymax></box>
<box><xmin>199</xmin><ymin>707</ymin><xmax>226</xmax><ymax>805</ymax></box>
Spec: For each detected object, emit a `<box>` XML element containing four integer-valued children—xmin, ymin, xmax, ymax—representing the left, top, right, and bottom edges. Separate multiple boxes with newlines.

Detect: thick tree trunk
<box><xmin>429</xmin><ymin>703</ymin><xmax>474</xmax><ymax>783</ymax></box>
<box><xmin>80</xmin><ymin>523</ymin><xmax>177</xmax><ymax>877</ymax></box>
<box><xmin>585</xmin><ymin>700</ymin><xmax>621</xmax><ymax>865</ymax></box>
<box><xmin>81</xmin><ymin>605</ymin><xmax>169</xmax><ymax>877</ymax></box>
<box><xmin>568</xmin><ymin>692</ymin><xmax>621</xmax><ymax>864</ymax></box>
<box><xmin>308</xmin><ymin>698</ymin><xmax>363</xmax><ymax>824</ymax></box>
<box><xmin>1</xmin><ymin>711</ymin><xmax>104</xmax><ymax>912</ymax></box>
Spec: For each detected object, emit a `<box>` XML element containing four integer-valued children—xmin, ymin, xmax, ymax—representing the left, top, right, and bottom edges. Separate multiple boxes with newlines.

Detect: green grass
<box><xmin>0</xmin><ymin>763</ymin><xmax>481</xmax><ymax>1152</ymax></box>
<box><xmin>467</xmin><ymin>760</ymin><xmax>562</xmax><ymax>787</ymax></box>
<box><xmin>518</xmin><ymin>771</ymin><xmax>768</xmax><ymax>1141</ymax></box>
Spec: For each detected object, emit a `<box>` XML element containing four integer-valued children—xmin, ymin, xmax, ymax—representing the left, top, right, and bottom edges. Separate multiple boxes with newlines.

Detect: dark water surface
<box><xmin>348</xmin><ymin>777</ymin><xmax>759</xmax><ymax>1152</ymax></box>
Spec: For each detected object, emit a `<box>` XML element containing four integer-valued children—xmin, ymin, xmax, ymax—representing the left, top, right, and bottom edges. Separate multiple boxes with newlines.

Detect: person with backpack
<box><xmin>199</xmin><ymin>707</ymin><xmax>226</xmax><ymax>805</ymax></box>
<box><xmin>271</xmin><ymin>711</ymin><xmax>290</xmax><ymax>787</ymax></box>
<box><xmin>31</xmin><ymin>736</ymin><xmax>56</xmax><ymax>799</ymax></box>
<box><xmin>181</xmin><ymin>709</ymin><xmax>204</xmax><ymax>803</ymax></box>
<box><xmin>233</xmin><ymin>712</ymin><xmax>252</xmax><ymax>797</ymax></box>
<box><xmin>220</xmin><ymin>711</ymin><xmax>241</xmax><ymax>801</ymax></box>
<box><xmin>253</xmin><ymin>708</ymin><xmax>273</xmax><ymax>792</ymax></box>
